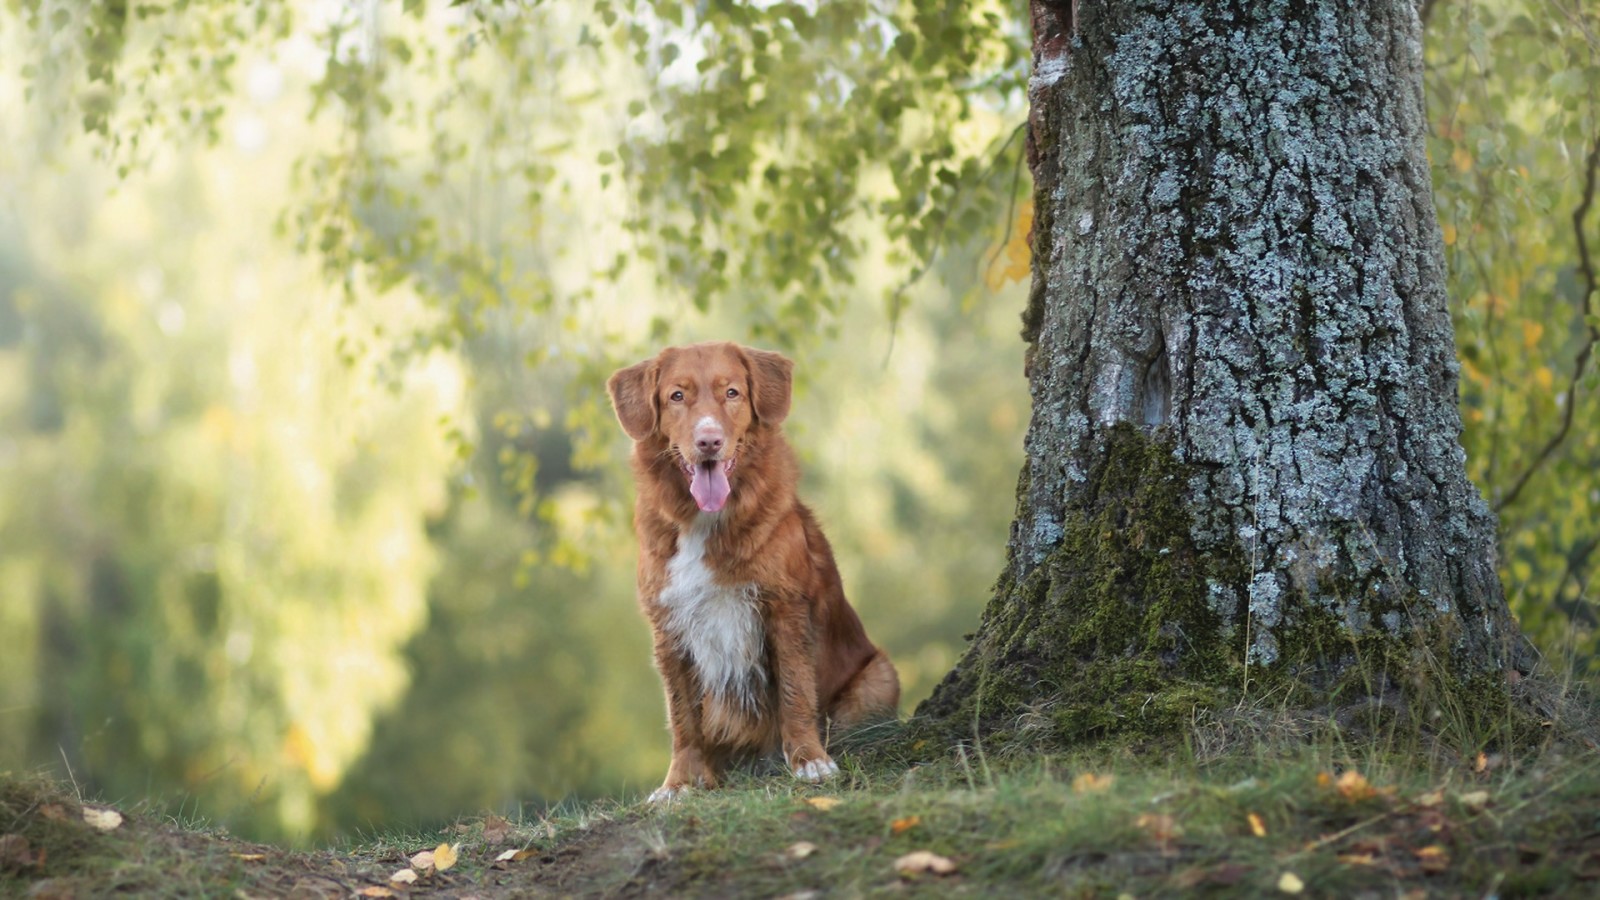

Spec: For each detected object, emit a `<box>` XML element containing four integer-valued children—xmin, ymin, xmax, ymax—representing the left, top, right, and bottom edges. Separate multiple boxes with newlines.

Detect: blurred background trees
<box><xmin>0</xmin><ymin>0</ymin><xmax>1594</xmax><ymax>842</ymax></box>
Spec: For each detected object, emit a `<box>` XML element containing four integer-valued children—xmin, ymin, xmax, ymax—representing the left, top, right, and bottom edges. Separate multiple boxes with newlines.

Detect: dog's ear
<box><xmin>741</xmin><ymin>346</ymin><xmax>794</xmax><ymax>426</ymax></box>
<box><xmin>607</xmin><ymin>357</ymin><xmax>660</xmax><ymax>441</ymax></box>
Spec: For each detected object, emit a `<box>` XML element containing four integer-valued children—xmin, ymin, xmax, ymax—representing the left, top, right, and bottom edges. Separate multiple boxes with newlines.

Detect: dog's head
<box><xmin>607</xmin><ymin>342</ymin><xmax>794</xmax><ymax>514</ymax></box>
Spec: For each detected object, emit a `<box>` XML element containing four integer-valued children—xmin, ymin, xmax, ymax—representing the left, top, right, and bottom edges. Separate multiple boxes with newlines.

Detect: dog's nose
<box><xmin>696</xmin><ymin>434</ymin><xmax>724</xmax><ymax>455</ymax></box>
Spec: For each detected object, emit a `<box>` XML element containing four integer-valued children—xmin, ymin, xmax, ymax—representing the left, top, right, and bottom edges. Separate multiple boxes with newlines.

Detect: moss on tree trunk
<box><xmin>919</xmin><ymin>0</ymin><xmax>1529</xmax><ymax>746</ymax></box>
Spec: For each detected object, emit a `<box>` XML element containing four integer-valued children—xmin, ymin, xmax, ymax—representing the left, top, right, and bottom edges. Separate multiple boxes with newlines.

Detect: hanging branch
<box><xmin>1494</xmin><ymin>134</ymin><xmax>1600</xmax><ymax>514</ymax></box>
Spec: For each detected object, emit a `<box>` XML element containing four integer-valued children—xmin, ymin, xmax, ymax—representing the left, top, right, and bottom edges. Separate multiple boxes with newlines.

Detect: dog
<box><xmin>607</xmin><ymin>341</ymin><xmax>900</xmax><ymax>801</ymax></box>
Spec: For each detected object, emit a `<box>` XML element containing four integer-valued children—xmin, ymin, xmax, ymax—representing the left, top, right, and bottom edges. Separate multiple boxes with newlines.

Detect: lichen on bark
<box><xmin>919</xmin><ymin>0</ymin><xmax>1527</xmax><ymax>746</ymax></box>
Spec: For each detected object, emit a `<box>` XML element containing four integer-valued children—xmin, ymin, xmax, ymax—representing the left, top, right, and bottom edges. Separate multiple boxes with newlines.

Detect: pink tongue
<box><xmin>690</xmin><ymin>461</ymin><xmax>732</xmax><ymax>513</ymax></box>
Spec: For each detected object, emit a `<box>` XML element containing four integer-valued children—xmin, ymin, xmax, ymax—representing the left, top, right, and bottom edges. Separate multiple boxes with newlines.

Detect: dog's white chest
<box><xmin>657</xmin><ymin>517</ymin><xmax>765</xmax><ymax>705</ymax></box>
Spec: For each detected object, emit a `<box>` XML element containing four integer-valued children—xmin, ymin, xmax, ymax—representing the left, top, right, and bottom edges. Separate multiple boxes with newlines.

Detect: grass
<box><xmin>5</xmin><ymin>684</ymin><xmax>1600</xmax><ymax>898</ymax></box>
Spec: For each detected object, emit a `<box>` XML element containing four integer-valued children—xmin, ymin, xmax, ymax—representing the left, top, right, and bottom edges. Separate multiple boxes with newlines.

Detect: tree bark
<box><xmin>919</xmin><ymin>0</ymin><xmax>1525</xmax><ymax>743</ymax></box>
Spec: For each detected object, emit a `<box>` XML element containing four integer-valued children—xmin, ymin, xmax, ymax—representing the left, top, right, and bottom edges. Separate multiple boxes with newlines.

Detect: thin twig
<box><xmin>1552</xmin><ymin>534</ymin><xmax>1600</xmax><ymax>627</ymax></box>
<box><xmin>1286</xmin><ymin>808</ymin><xmax>1399</xmax><ymax>859</ymax></box>
<box><xmin>1494</xmin><ymin>134</ymin><xmax>1600</xmax><ymax>513</ymax></box>
<box><xmin>983</xmin><ymin>125</ymin><xmax>1031</xmax><ymax>279</ymax></box>
<box><xmin>884</xmin><ymin>120</ymin><xmax>1027</xmax><ymax>363</ymax></box>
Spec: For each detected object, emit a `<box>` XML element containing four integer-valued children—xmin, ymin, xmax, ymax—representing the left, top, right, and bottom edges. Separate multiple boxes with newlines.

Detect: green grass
<box><xmin>5</xmin><ymin>684</ymin><xmax>1600</xmax><ymax>898</ymax></box>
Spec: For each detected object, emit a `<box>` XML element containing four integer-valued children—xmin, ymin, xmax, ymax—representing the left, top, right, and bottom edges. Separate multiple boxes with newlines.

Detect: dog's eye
<box><xmin>670</xmin><ymin>390</ymin><xmax>684</xmax><ymax>402</ymax></box>
<box><xmin>726</xmin><ymin>388</ymin><xmax>739</xmax><ymax>399</ymax></box>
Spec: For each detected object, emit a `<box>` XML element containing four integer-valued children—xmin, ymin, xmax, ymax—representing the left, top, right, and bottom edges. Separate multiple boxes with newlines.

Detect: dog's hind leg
<box><xmin>827</xmin><ymin>649</ymin><xmax>901</xmax><ymax>729</ymax></box>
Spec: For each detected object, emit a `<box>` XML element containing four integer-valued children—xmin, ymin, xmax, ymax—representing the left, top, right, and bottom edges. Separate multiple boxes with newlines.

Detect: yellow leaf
<box><xmin>494</xmin><ymin>847</ymin><xmax>537</xmax><ymax>864</ymax></box>
<box><xmin>804</xmin><ymin>797</ymin><xmax>842</xmax><ymax>811</ymax></box>
<box><xmin>1335</xmin><ymin>770</ymin><xmax>1377</xmax><ymax>802</ymax></box>
<box><xmin>230</xmin><ymin>853</ymin><xmax>267</xmax><ymax>862</ymax></box>
<box><xmin>82</xmin><ymin>808</ymin><xmax>123</xmax><ymax>832</ymax></box>
<box><xmin>1072</xmin><ymin>772</ymin><xmax>1115</xmax><ymax>794</ymax></box>
<box><xmin>1134</xmin><ymin>813</ymin><xmax>1184</xmax><ymax>844</ymax></box>
<box><xmin>358</xmin><ymin>888</ymin><xmax>398</xmax><ymax>898</ymax></box>
<box><xmin>1338</xmin><ymin>852</ymin><xmax>1377</xmax><ymax>866</ymax></box>
<box><xmin>409</xmin><ymin>849</ymin><xmax>435</xmax><ymax>870</ymax></box>
<box><xmin>1277</xmin><ymin>871</ymin><xmax>1305</xmax><ymax>894</ymax></box>
<box><xmin>785</xmin><ymin>841</ymin><xmax>817</xmax><ymax>860</ymax></box>
<box><xmin>1315</xmin><ymin>772</ymin><xmax>1333</xmax><ymax>788</ymax></box>
<box><xmin>1522</xmin><ymin>320</ymin><xmax>1545</xmax><ymax>350</ymax></box>
<box><xmin>1474</xmin><ymin>752</ymin><xmax>1488</xmax><ymax>773</ymax></box>
<box><xmin>1442</xmin><ymin>223</ymin><xmax>1457</xmax><ymax>246</ymax></box>
<box><xmin>433</xmin><ymin>842</ymin><xmax>459</xmax><ymax>872</ymax></box>
<box><xmin>1415</xmin><ymin>844</ymin><xmax>1450</xmax><ymax>873</ymax></box>
<box><xmin>1452</xmin><ymin>146</ymin><xmax>1473</xmax><ymax>173</ymax></box>
<box><xmin>390</xmin><ymin>868</ymin><xmax>418</xmax><ymax>884</ymax></box>
<box><xmin>1457</xmin><ymin>790</ymin><xmax>1490</xmax><ymax>810</ymax></box>
<box><xmin>891</xmin><ymin>815</ymin><xmax>921</xmax><ymax>834</ymax></box>
<box><xmin>894</xmin><ymin>850</ymin><xmax>957</xmax><ymax>876</ymax></box>
<box><xmin>1416</xmin><ymin>790</ymin><xmax>1445</xmax><ymax>807</ymax></box>
<box><xmin>984</xmin><ymin>200</ymin><xmax>1033</xmax><ymax>291</ymax></box>
<box><xmin>1535</xmin><ymin>366</ymin><xmax>1554</xmax><ymax>392</ymax></box>
<box><xmin>1247</xmin><ymin>812</ymin><xmax>1267</xmax><ymax>837</ymax></box>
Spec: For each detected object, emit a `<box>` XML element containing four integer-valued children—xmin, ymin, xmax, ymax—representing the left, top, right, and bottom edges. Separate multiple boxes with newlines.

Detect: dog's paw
<box><xmin>793</xmin><ymin>756</ymin><xmax>840</xmax><ymax>783</ymax></box>
<box><xmin>648</xmin><ymin>784</ymin><xmax>688</xmax><ymax>804</ymax></box>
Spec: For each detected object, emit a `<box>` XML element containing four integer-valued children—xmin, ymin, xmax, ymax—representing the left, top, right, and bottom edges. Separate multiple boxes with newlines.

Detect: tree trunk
<box><xmin>919</xmin><ymin>0</ymin><xmax>1527</xmax><ymax>744</ymax></box>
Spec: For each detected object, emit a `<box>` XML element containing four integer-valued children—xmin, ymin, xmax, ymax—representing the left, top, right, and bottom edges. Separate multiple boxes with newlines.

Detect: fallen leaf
<box><xmin>785</xmin><ymin>841</ymin><xmax>817</xmax><ymax>860</ymax></box>
<box><xmin>804</xmin><ymin>797</ymin><xmax>842</xmax><ymax>811</ymax></box>
<box><xmin>894</xmin><ymin>850</ymin><xmax>957</xmax><ymax>876</ymax></box>
<box><xmin>409</xmin><ymin>849</ymin><xmax>436</xmax><ymax>870</ymax></box>
<box><xmin>82</xmin><ymin>807</ymin><xmax>123</xmax><ymax>831</ymax></box>
<box><xmin>358</xmin><ymin>888</ymin><xmax>398</xmax><ymax>898</ymax></box>
<box><xmin>390</xmin><ymin>868</ymin><xmax>419</xmax><ymax>884</ymax></box>
<box><xmin>1315</xmin><ymin>772</ymin><xmax>1333</xmax><ymax>788</ymax></box>
<box><xmin>230</xmin><ymin>852</ymin><xmax>268</xmax><ymax>862</ymax></box>
<box><xmin>1338</xmin><ymin>852</ymin><xmax>1377</xmax><ymax>866</ymax></box>
<box><xmin>1335</xmin><ymin>771</ymin><xmax>1377</xmax><ymax>802</ymax></box>
<box><xmin>1072</xmin><ymin>772</ymin><xmax>1115</xmax><ymax>794</ymax></box>
<box><xmin>1247</xmin><ymin>812</ymin><xmax>1267</xmax><ymax>837</ymax></box>
<box><xmin>495</xmin><ymin>847</ymin><xmax>537</xmax><ymax>863</ymax></box>
<box><xmin>1415</xmin><ymin>845</ymin><xmax>1450</xmax><ymax>873</ymax></box>
<box><xmin>0</xmin><ymin>834</ymin><xmax>35</xmax><ymax>871</ymax></box>
<box><xmin>891</xmin><ymin>815</ymin><xmax>921</xmax><ymax>834</ymax></box>
<box><xmin>482</xmin><ymin>814</ymin><xmax>512</xmax><ymax>844</ymax></box>
<box><xmin>1415</xmin><ymin>790</ymin><xmax>1445</xmax><ymax>807</ymax></box>
<box><xmin>38</xmin><ymin>804</ymin><xmax>70</xmax><ymax>822</ymax></box>
<box><xmin>1457</xmin><ymin>790</ymin><xmax>1490</xmax><ymax>810</ymax></box>
<box><xmin>1134</xmin><ymin>813</ymin><xmax>1184</xmax><ymax>845</ymax></box>
<box><xmin>1277</xmin><ymin>871</ymin><xmax>1305</xmax><ymax>894</ymax></box>
<box><xmin>433</xmin><ymin>842</ymin><xmax>459</xmax><ymax>872</ymax></box>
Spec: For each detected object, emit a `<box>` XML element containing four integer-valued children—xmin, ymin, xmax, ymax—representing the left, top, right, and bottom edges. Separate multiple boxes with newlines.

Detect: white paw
<box><xmin>793</xmin><ymin>758</ymin><xmax>840</xmax><ymax>783</ymax></box>
<box><xmin>648</xmin><ymin>785</ymin><xmax>685</xmax><ymax>804</ymax></box>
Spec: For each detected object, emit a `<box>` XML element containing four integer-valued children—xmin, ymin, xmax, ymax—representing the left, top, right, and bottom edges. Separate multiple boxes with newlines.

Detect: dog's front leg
<box><xmin>650</xmin><ymin>637</ymin><xmax>717</xmax><ymax>802</ymax></box>
<box><xmin>767</xmin><ymin>596</ymin><xmax>838</xmax><ymax>783</ymax></box>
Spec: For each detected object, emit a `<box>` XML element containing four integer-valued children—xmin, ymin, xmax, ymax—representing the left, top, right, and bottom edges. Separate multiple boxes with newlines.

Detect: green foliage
<box><xmin>1424</xmin><ymin>0</ymin><xmax>1600</xmax><ymax>672</ymax></box>
<box><xmin>0</xmin><ymin>151</ymin><xmax>464</xmax><ymax>836</ymax></box>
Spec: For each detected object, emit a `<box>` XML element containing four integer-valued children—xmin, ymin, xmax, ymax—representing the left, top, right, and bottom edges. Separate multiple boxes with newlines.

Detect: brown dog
<box><xmin>607</xmin><ymin>342</ymin><xmax>900</xmax><ymax>800</ymax></box>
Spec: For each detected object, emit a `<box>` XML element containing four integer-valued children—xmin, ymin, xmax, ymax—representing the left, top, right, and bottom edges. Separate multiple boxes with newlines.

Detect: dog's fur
<box><xmin>607</xmin><ymin>342</ymin><xmax>900</xmax><ymax>799</ymax></box>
